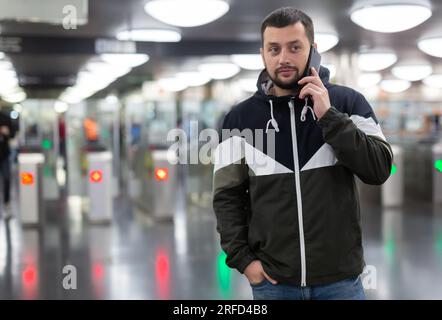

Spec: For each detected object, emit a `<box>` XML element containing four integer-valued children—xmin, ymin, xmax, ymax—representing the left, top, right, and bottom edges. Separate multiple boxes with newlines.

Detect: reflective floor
<box><xmin>0</xmin><ymin>176</ymin><xmax>442</xmax><ymax>300</ymax></box>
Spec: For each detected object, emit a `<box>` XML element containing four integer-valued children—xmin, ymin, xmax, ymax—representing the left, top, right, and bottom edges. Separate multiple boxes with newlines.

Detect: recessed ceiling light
<box><xmin>418</xmin><ymin>37</ymin><xmax>442</xmax><ymax>58</ymax></box>
<box><xmin>350</xmin><ymin>0</ymin><xmax>432</xmax><ymax>33</ymax></box>
<box><xmin>100</xmin><ymin>53</ymin><xmax>149</xmax><ymax>68</ymax></box>
<box><xmin>358</xmin><ymin>73</ymin><xmax>382</xmax><ymax>88</ymax></box>
<box><xmin>0</xmin><ymin>79</ymin><xmax>19</xmax><ymax>93</ymax></box>
<box><xmin>315</xmin><ymin>33</ymin><xmax>339</xmax><ymax>53</ymax></box>
<box><xmin>176</xmin><ymin>72</ymin><xmax>211</xmax><ymax>87</ymax></box>
<box><xmin>230</xmin><ymin>55</ymin><xmax>264</xmax><ymax>70</ymax></box>
<box><xmin>358</xmin><ymin>52</ymin><xmax>398</xmax><ymax>71</ymax></box>
<box><xmin>198</xmin><ymin>62</ymin><xmax>240</xmax><ymax>80</ymax></box>
<box><xmin>106</xmin><ymin>95</ymin><xmax>119</xmax><ymax>104</ymax></box>
<box><xmin>85</xmin><ymin>61</ymin><xmax>132</xmax><ymax>77</ymax></box>
<box><xmin>145</xmin><ymin>0</ymin><xmax>230</xmax><ymax>27</ymax></box>
<box><xmin>3</xmin><ymin>90</ymin><xmax>27</xmax><ymax>103</ymax></box>
<box><xmin>423</xmin><ymin>74</ymin><xmax>442</xmax><ymax>89</ymax></box>
<box><xmin>0</xmin><ymin>60</ymin><xmax>13</xmax><ymax>70</ymax></box>
<box><xmin>54</xmin><ymin>101</ymin><xmax>69</xmax><ymax>113</ymax></box>
<box><xmin>117</xmin><ymin>29</ymin><xmax>182</xmax><ymax>42</ymax></box>
<box><xmin>392</xmin><ymin>64</ymin><xmax>433</xmax><ymax>81</ymax></box>
<box><xmin>380</xmin><ymin>79</ymin><xmax>411</xmax><ymax>93</ymax></box>
<box><xmin>158</xmin><ymin>77</ymin><xmax>188</xmax><ymax>92</ymax></box>
<box><xmin>0</xmin><ymin>69</ymin><xmax>17</xmax><ymax>80</ymax></box>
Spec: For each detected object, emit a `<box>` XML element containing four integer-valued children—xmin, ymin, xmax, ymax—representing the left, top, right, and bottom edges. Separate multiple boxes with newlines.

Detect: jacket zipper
<box><xmin>288</xmin><ymin>99</ymin><xmax>307</xmax><ymax>287</ymax></box>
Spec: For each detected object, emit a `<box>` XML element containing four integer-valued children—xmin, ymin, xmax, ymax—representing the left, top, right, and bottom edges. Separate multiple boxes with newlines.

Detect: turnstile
<box><xmin>86</xmin><ymin>150</ymin><xmax>113</xmax><ymax>223</ymax></box>
<box><xmin>150</xmin><ymin>149</ymin><xmax>177</xmax><ymax>220</ymax></box>
<box><xmin>433</xmin><ymin>141</ymin><xmax>442</xmax><ymax>205</ymax></box>
<box><xmin>382</xmin><ymin>145</ymin><xmax>404</xmax><ymax>207</ymax></box>
<box><xmin>18</xmin><ymin>152</ymin><xmax>44</xmax><ymax>226</ymax></box>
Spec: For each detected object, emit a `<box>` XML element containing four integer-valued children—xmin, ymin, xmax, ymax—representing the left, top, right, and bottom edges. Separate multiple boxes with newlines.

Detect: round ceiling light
<box><xmin>144</xmin><ymin>0</ymin><xmax>230</xmax><ymax>27</ymax></box>
<box><xmin>392</xmin><ymin>64</ymin><xmax>433</xmax><ymax>81</ymax></box>
<box><xmin>117</xmin><ymin>29</ymin><xmax>182</xmax><ymax>42</ymax></box>
<box><xmin>100</xmin><ymin>53</ymin><xmax>150</xmax><ymax>68</ymax></box>
<box><xmin>380</xmin><ymin>79</ymin><xmax>411</xmax><ymax>93</ymax></box>
<box><xmin>418</xmin><ymin>37</ymin><xmax>442</xmax><ymax>58</ymax></box>
<box><xmin>423</xmin><ymin>74</ymin><xmax>442</xmax><ymax>89</ymax></box>
<box><xmin>315</xmin><ymin>33</ymin><xmax>339</xmax><ymax>53</ymax></box>
<box><xmin>350</xmin><ymin>1</ymin><xmax>432</xmax><ymax>33</ymax></box>
<box><xmin>198</xmin><ymin>62</ymin><xmax>240</xmax><ymax>80</ymax></box>
<box><xmin>176</xmin><ymin>72</ymin><xmax>211</xmax><ymax>87</ymax></box>
<box><xmin>230</xmin><ymin>54</ymin><xmax>264</xmax><ymax>70</ymax></box>
<box><xmin>358</xmin><ymin>52</ymin><xmax>398</xmax><ymax>71</ymax></box>
<box><xmin>158</xmin><ymin>77</ymin><xmax>188</xmax><ymax>92</ymax></box>
<box><xmin>358</xmin><ymin>73</ymin><xmax>382</xmax><ymax>88</ymax></box>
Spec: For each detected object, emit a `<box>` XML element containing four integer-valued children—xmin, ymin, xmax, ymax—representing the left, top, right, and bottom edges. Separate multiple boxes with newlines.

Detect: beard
<box><xmin>268</xmin><ymin>68</ymin><xmax>302</xmax><ymax>90</ymax></box>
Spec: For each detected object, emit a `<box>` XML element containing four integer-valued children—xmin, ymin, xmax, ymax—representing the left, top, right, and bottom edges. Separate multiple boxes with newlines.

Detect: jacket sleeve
<box><xmin>212</xmin><ymin>112</ymin><xmax>257</xmax><ymax>273</ymax></box>
<box><xmin>317</xmin><ymin>92</ymin><xmax>393</xmax><ymax>185</ymax></box>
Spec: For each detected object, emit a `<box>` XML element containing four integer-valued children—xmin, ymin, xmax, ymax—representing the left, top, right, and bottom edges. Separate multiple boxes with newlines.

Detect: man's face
<box><xmin>260</xmin><ymin>22</ymin><xmax>311</xmax><ymax>90</ymax></box>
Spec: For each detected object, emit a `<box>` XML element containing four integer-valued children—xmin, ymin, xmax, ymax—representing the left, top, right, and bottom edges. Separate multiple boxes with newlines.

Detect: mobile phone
<box><xmin>303</xmin><ymin>45</ymin><xmax>321</xmax><ymax>78</ymax></box>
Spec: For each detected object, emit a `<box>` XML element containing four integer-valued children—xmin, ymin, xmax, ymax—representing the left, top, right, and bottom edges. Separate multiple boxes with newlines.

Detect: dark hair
<box><xmin>261</xmin><ymin>7</ymin><xmax>314</xmax><ymax>44</ymax></box>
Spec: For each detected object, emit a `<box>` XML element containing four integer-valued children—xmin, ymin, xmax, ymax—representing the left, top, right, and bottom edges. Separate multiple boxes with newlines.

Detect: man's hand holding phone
<box><xmin>298</xmin><ymin>67</ymin><xmax>331</xmax><ymax>120</ymax></box>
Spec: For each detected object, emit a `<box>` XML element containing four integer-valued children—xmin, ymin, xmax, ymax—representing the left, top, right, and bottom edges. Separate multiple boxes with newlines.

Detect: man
<box><xmin>0</xmin><ymin>109</ymin><xmax>15</xmax><ymax>219</ymax></box>
<box><xmin>212</xmin><ymin>7</ymin><xmax>393</xmax><ymax>300</ymax></box>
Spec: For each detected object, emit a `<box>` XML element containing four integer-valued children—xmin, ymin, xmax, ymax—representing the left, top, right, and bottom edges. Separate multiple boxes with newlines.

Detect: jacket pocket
<box><xmin>248</xmin><ymin>174</ymin><xmax>301</xmax><ymax>278</ymax></box>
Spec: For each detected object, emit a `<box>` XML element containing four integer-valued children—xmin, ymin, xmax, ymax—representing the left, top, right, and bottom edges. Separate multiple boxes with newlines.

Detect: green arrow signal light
<box><xmin>435</xmin><ymin>160</ymin><xmax>442</xmax><ymax>173</ymax></box>
<box><xmin>42</xmin><ymin>139</ymin><xmax>52</xmax><ymax>150</ymax></box>
<box><xmin>390</xmin><ymin>164</ymin><xmax>397</xmax><ymax>176</ymax></box>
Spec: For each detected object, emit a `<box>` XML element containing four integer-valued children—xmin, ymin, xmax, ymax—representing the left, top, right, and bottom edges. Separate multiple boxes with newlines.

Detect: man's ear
<box><xmin>313</xmin><ymin>42</ymin><xmax>318</xmax><ymax>50</ymax></box>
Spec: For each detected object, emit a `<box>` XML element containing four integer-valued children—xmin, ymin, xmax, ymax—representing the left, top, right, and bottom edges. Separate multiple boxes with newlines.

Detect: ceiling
<box><xmin>1</xmin><ymin>0</ymin><xmax>442</xmax><ymax>98</ymax></box>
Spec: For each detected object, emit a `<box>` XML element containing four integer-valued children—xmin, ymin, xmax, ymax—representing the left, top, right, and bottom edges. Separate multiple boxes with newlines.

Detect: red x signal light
<box><xmin>89</xmin><ymin>170</ymin><xmax>103</xmax><ymax>183</ymax></box>
<box><xmin>21</xmin><ymin>172</ymin><xmax>34</xmax><ymax>185</ymax></box>
<box><xmin>154</xmin><ymin>168</ymin><xmax>168</xmax><ymax>181</ymax></box>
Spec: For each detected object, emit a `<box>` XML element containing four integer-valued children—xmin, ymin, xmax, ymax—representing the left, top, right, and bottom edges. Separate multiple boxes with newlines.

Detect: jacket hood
<box><xmin>254</xmin><ymin>65</ymin><xmax>331</xmax><ymax>101</ymax></box>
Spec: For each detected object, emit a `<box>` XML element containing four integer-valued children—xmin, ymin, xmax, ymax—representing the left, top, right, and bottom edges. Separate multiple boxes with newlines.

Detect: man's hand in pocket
<box><xmin>244</xmin><ymin>260</ymin><xmax>278</xmax><ymax>285</ymax></box>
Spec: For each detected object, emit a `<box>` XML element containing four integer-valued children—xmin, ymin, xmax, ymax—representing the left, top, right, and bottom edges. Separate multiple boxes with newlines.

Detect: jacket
<box><xmin>0</xmin><ymin>111</ymin><xmax>16</xmax><ymax>160</ymax></box>
<box><xmin>212</xmin><ymin>66</ymin><xmax>393</xmax><ymax>286</ymax></box>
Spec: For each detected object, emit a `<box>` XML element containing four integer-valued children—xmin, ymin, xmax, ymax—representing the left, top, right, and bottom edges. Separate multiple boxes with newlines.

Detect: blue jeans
<box><xmin>251</xmin><ymin>275</ymin><xmax>366</xmax><ymax>300</ymax></box>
